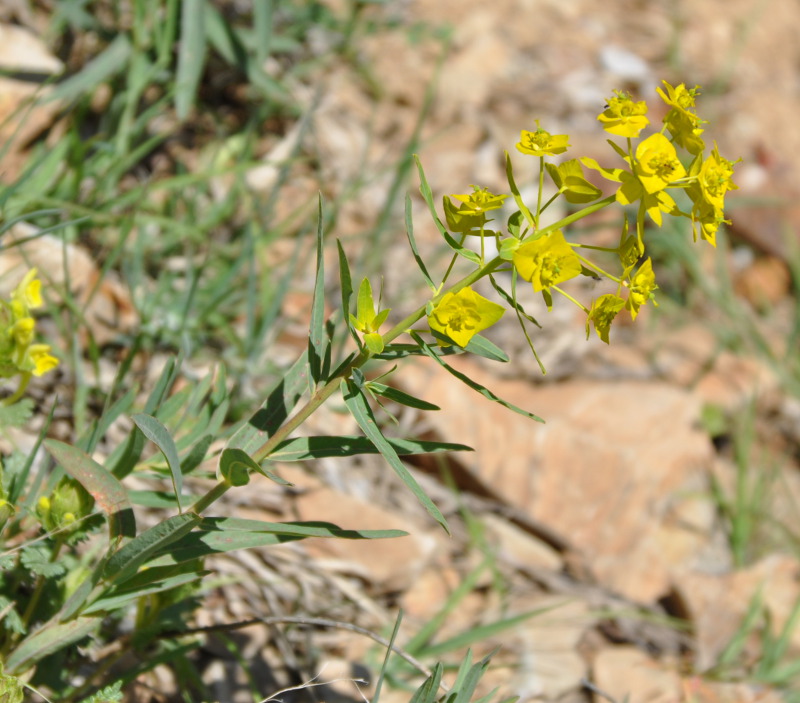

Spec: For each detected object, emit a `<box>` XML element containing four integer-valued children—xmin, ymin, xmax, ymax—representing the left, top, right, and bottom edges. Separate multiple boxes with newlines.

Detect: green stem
<box><xmin>575</xmin><ymin>253</ymin><xmax>622</xmax><ymax>283</ymax></box>
<box><xmin>551</xmin><ymin>285</ymin><xmax>589</xmax><ymax>314</ymax></box>
<box><xmin>3</xmin><ymin>374</ymin><xmax>30</xmax><ymax>406</ymax></box>
<box><xmin>21</xmin><ymin>538</ymin><xmax>64</xmax><ymax>629</ymax></box>
<box><xmin>535</xmin><ymin>157</ymin><xmax>544</xmax><ymax>229</ymax></box>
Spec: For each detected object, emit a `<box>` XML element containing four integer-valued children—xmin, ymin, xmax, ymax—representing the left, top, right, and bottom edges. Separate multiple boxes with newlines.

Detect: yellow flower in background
<box><xmin>625</xmin><ymin>258</ymin><xmax>657</xmax><ymax>320</ymax></box>
<box><xmin>513</xmin><ymin>230</ymin><xmax>582</xmax><ymax>292</ymax></box>
<box><xmin>427</xmin><ymin>287</ymin><xmax>505</xmax><ymax>348</ymax></box>
<box><xmin>696</xmin><ymin>143</ymin><xmax>738</xmax><ymax>210</ymax></box>
<box><xmin>516</xmin><ymin>121</ymin><xmax>570</xmax><ymax>157</ymax></box>
<box><xmin>597</xmin><ymin>91</ymin><xmax>649</xmax><ymax>138</ymax></box>
<box><xmin>586</xmin><ymin>294</ymin><xmax>625</xmax><ymax>344</ymax></box>
<box><xmin>12</xmin><ymin>268</ymin><xmax>43</xmax><ymax>310</ymax></box>
<box><xmin>28</xmin><ymin>344</ymin><xmax>59</xmax><ymax>377</ymax></box>
<box><xmin>657</xmin><ymin>82</ymin><xmax>706</xmax><ymax>155</ymax></box>
<box><xmin>632</xmin><ymin>133</ymin><xmax>686</xmax><ymax>194</ymax></box>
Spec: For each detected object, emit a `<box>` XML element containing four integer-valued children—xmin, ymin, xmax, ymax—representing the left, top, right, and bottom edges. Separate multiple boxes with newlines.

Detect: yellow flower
<box><xmin>632</xmin><ymin>133</ymin><xmax>686</xmax><ymax>194</ymax></box>
<box><xmin>12</xmin><ymin>269</ymin><xmax>43</xmax><ymax>310</ymax></box>
<box><xmin>450</xmin><ymin>185</ymin><xmax>508</xmax><ymax>215</ymax></box>
<box><xmin>597</xmin><ymin>91</ymin><xmax>649</xmax><ymax>138</ymax></box>
<box><xmin>516</xmin><ymin>121</ymin><xmax>570</xmax><ymax>157</ymax></box>
<box><xmin>696</xmin><ymin>143</ymin><xmax>738</xmax><ymax>210</ymax></box>
<box><xmin>443</xmin><ymin>195</ymin><xmax>487</xmax><ymax>233</ymax></box>
<box><xmin>427</xmin><ymin>287</ymin><xmax>505</xmax><ymax>348</ymax></box>
<box><xmin>657</xmin><ymin>82</ymin><xmax>706</xmax><ymax>155</ymax></box>
<box><xmin>513</xmin><ymin>230</ymin><xmax>582</xmax><ymax>292</ymax></box>
<box><xmin>27</xmin><ymin>344</ymin><xmax>59</xmax><ymax>376</ymax></box>
<box><xmin>625</xmin><ymin>258</ymin><xmax>657</xmax><ymax>320</ymax></box>
<box><xmin>586</xmin><ymin>294</ymin><xmax>625</xmax><ymax>344</ymax></box>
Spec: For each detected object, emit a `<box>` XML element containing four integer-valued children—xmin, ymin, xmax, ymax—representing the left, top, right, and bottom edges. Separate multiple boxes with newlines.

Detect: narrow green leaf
<box><xmin>175</xmin><ymin>0</ymin><xmax>207</xmax><ymax>120</ymax></box>
<box><xmin>337</xmin><ymin>240</ymin><xmax>360</xmax><ymax>346</ymax></box>
<box><xmin>44</xmin><ymin>440</ymin><xmax>136</xmax><ymax>540</ymax></box>
<box><xmin>414</xmin><ymin>155</ymin><xmax>481</xmax><ymax>264</ymax></box>
<box><xmin>489</xmin><ymin>274</ymin><xmax>541</xmax><ymax>327</ymax></box>
<box><xmin>505</xmin><ymin>151</ymin><xmax>536</xmax><ymax>231</ymax></box>
<box><xmin>128</xmin><ymin>490</ymin><xmax>196</xmax><ymax>508</ymax></box>
<box><xmin>405</xmin><ymin>193</ymin><xmax>435</xmax><ymax>290</ymax></box>
<box><xmin>367</xmin><ymin>382</ymin><xmax>440</xmax><ymax>411</ymax></box>
<box><xmin>132</xmin><ymin>414</ymin><xmax>184</xmax><ymax>511</ymax></box>
<box><xmin>410</xmin><ymin>332</ymin><xmax>544</xmax><ymax>423</ymax></box>
<box><xmin>373</xmin><ymin>343</ymin><xmax>461</xmax><ymax>361</ymax></box>
<box><xmin>83</xmin><ymin>573</ymin><xmax>203</xmax><ymax>615</ymax></box>
<box><xmin>408</xmin><ymin>663</ymin><xmax>443</xmax><ymax>703</ymax></box>
<box><xmin>267</xmin><ymin>435</ymin><xmax>471</xmax><ymax>461</ymax></box>
<box><xmin>148</xmin><ymin>530</ymin><xmax>293</xmax><ymax>566</ymax></box>
<box><xmin>6</xmin><ymin>617</ymin><xmax>100</xmax><ymax>674</ymax></box>
<box><xmin>420</xmin><ymin>605</ymin><xmax>561</xmax><ymax>659</ymax></box>
<box><xmin>103</xmin><ymin>513</ymin><xmax>201</xmax><ymax>586</ymax></box>
<box><xmin>464</xmin><ymin>334</ymin><xmax>510</xmax><ymax>362</ymax></box>
<box><xmin>341</xmin><ymin>379</ymin><xmax>449</xmax><ymax>533</ymax></box>
<box><xmin>219</xmin><ymin>447</ymin><xmax>292</xmax><ymax>486</ymax></box>
<box><xmin>308</xmin><ymin>194</ymin><xmax>327</xmax><ymax>385</ymax></box>
<box><xmin>48</xmin><ymin>35</ymin><xmax>131</xmax><ymax>102</ymax></box>
<box><xmin>226</xmin><ymin>351</ymin><xmax>309</xmax><ymax>453</ymax></box>
<box><xmin>199</xmin><ymin>517</ymin><xmax>406</xmax><ymax>540</ymax></box>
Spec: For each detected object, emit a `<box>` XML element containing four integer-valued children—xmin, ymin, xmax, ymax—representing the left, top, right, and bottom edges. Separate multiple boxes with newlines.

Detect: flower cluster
<box><xmin>416</xmin><ymin>81</ymin><xmax>737</xmax><ymax>352</ymax></box>
<box><xmin>0</xmin><ymin>269</ymin><xmax>58</xmax><ymax>401</ymax></box>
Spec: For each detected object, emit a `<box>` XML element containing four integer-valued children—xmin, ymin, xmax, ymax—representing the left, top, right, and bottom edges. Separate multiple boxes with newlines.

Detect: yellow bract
<box><xmin>625</xmin><ymin>258</ymin><xmax>657</xmax><ymax>320</ymax></box>
<box><xmin>586</xmin><ymin>294</ymin><xmax>625</xmax><ymax>344</ymax></box>
<box><xmin>516</xmin><ymin>121</ymin><xmax>570</xmax><ymax>157</ymax></box>
<box><xmin>427</xmin><ymin>287</ymin><xmax>505</xmax><ymax>348</ymax></box>
<box><xmin>512</xmin><ymin>231</ymin><xmax>582</xmax><ymax>292</ymax></box>
<box><xmin>597</xmin><ymin>91</ymin><xmax>649</xmax><ymax>138</ymax></box>
<box><xmin>633</xmin><ymin>133</ymin><xmax>686</xmax><ymax>194</ymax></box>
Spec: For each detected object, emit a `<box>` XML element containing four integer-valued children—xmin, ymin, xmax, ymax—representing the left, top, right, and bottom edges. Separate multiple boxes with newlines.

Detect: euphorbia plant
<box><xmin>0</xmin><ymin>81</ymin><xmax>737</xmax><ymax>701</ymax></box>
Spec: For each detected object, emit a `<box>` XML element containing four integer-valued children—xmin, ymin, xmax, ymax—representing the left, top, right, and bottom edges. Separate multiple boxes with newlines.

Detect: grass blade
<box><xmin>175</xmin><ymin>0</ymin><xmax>207</xmax><ymax>120</ymax></box>
<box><xmin>308</xmin><ymin>194</ymin><xmax>328</xmax><ymax>385</ymax></box>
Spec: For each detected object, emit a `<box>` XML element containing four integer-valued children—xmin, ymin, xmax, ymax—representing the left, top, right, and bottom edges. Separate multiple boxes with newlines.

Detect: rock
<box><xmin>592</xmin><ymin>646</ymin><xmax>681</xmax><ymax>703</ymax></box>
<box><xmin>401</xmin><ymin>357</ymin><xmax>714</xmax><ymax>603</ymax></box>
<box><xmin>674</xmin><ymin>554</ymin><xmax>800</xmax><ymax>671</ymax></box>
<box><xmin>513</xmin><ymin>596</ymin><xmax>591</xmax><ymax>699</ymax></box>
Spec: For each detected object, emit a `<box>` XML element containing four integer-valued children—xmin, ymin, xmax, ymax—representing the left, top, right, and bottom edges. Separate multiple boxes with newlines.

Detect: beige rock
<box><xmin>674</xmin><ymin>554</ymin><xmax>800</xmax><ymax>671</ymax></box>
<box><xmin>480</xmin><ymin>513</ymin><xmax>563</xmax><ymax>572</ymax></box>
<box><xmin>592</xmin><ymin>646</ymin><xmax>681</xmax><ymax>703</ymax></box>
<box><xmin>513</xmin><ymin>596</ymin><xmax>591</xmax><ymax>699</ymax></box>
<box><xmin>400</xmin><ymin>357</ymin><xmax>714</xmax><ymax>602</ymax></box>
